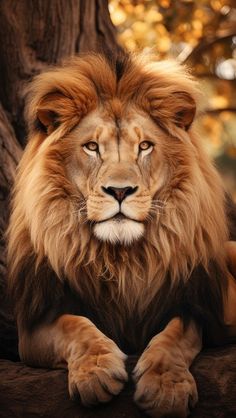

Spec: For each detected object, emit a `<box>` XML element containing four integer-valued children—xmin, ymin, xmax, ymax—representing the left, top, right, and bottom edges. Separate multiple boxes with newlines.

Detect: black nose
<box><xmin>102</xmin><ymin>186</ymin><xmax>138</xmax><ymax>203</ymax></box>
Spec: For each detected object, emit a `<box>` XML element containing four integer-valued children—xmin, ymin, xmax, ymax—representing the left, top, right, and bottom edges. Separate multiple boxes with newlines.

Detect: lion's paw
<box><xmin>68</xmin><ymin>340</ymin><xmax>127</xmax><ymax>406</ymax></box>
<box><xmin>133</xmin><ymin>351</ymin><xmax>198</xmax><ymax>418</ymax></box>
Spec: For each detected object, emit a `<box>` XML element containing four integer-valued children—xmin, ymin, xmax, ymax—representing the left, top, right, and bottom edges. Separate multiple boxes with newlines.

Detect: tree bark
<box><xmin>0</xmin><ymin>104</ymin><xmax>22</xmax><ymax>360</ymax></box>
<box><xmin>0</xmin><ymin>0</ymin><xmax>121</xmax><ymax>145</ymax></box>
<box><xmin>0</xmin><ymin>0</ymin><xmax>121</xmax><ymax>359</ymax></box>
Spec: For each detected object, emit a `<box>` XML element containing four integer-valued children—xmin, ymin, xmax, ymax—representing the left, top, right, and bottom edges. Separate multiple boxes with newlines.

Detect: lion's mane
<box><xmin>7</xmin><ymin>53</ymin><xmax>230</xmax><ymax>352</ymax></box>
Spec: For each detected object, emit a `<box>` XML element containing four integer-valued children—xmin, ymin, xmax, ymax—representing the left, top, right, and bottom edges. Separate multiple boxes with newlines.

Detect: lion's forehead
<box><xmin>73</xmin><ymin>106</ymin><xmax>155</xmax><ymax>154</ymax></box>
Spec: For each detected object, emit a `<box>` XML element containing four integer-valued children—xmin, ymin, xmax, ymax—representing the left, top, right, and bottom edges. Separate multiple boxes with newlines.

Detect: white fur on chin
<box><xmin>94</xmin><ymin>219</ymin><xmax>144</xmax><ymax>245</ymax></box>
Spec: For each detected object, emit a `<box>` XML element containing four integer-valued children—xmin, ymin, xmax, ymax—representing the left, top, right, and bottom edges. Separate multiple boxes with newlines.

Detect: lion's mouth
<box><xmin>112</xmin><ymin>213</ymin><xmax>127</xmax><ymax>222</ymax></box>
<box><xmin>97</xmin><ymin>212</ymin><xmax>142</xmax><ymax>224</ymax></box>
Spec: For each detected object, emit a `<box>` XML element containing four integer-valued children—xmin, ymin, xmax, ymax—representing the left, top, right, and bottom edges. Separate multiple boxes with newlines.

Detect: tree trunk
<box><xmin>0</xmin><ymin>0</ymin><xmax>120</xmax><ymax>145</ymax></box>
<box><xmin>0</xmin><ymin>0</ymin><xmax>121</xmax><ymax>359</ymax></box>
<box><xmin>0</xmin><ymin>104</ymin><xmax>22</xmax><ymax>359</ymax></box>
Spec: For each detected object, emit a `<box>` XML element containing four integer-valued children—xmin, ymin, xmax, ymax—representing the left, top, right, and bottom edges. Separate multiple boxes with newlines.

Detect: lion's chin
<box><xmin>93</xmin><ymin>219</ymin><xmax>144</xmax><ymax>245</ymax></box>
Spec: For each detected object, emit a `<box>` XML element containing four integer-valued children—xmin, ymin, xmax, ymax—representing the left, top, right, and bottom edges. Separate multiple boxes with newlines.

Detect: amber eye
<box><xmin>83</xmin><ymin>142</ymin><xmax>99</xmax><ymax>152</ymax></box>
<box><xmin>139</xmin><ymin>141</ymin><xmax>153</xmax><ymax>151</ymax></box>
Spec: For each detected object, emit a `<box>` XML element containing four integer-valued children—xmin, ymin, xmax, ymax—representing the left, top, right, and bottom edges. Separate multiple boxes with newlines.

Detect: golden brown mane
<box><xmin>7</xmin><ymin>53</ymin><xmax>228</xmax><ymax>347</ymax></box>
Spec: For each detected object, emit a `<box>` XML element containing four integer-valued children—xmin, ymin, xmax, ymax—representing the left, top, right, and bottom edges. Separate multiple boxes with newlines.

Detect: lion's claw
<box><xmin>134</xmin><ymin>353</ymin><xmax>198</xmax><ymax>418</ymax></box>
<box><xmin>68</xmin><ymin>343</ymin><xmax>127</xmax><ymax>406</ymax></box>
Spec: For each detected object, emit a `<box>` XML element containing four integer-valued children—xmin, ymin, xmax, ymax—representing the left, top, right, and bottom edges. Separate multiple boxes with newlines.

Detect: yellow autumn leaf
<box><xmin>209</xmin><ymin>95</ymin><xmax>229</xmax><ymax>108</ymax></box>
<box><xmin>110</xmin><ymin>7</ymin><xmax>127</xmax><ymax>25</ymax></box>
<box><xmin>210</xmin><ymin>0</ymin><xmax>223</xmax><ymax>11</ymax></box>
<box><xmin>157</xmin><ymin>36</ymin><xmax>171</xmax><ymax>52</ymax></box>
<box><xmin>145</xmin><ymin>9</ymin><xmax>163</xmax><ymax>23</ymax></box>
<box><xmin>132</xmin><ymin>21</ymin><xmax>148</xmax><ymax>35</ymax></box>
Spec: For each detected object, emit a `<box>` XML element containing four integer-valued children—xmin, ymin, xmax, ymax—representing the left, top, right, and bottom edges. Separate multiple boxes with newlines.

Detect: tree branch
<box><xmin>205</xmin><ymin>107</ymin><xmax>236</xmax><ymax>114</ymax></box>
<box><xmin>183</xmin><ymin>29</ymin><xmax>236</xmax><ymax>64</ymax></box>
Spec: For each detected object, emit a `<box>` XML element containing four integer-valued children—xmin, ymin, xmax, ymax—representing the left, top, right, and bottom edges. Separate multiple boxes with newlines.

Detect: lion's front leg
<box><xmin>133</xmin><ymin>318</ymin><xmax>202</xmax><ymax>418</ymax></box>
<box><xmin>19</xmin><ymin>314</ymin><xmax>127</xmax><ymax>405</ymax></box>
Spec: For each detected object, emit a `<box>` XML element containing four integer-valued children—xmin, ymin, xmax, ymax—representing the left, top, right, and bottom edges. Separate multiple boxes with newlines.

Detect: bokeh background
<box><xmin>109</xmin><ymin>0</ymin><xmax>236</xmax><ymax>199</ymax></box>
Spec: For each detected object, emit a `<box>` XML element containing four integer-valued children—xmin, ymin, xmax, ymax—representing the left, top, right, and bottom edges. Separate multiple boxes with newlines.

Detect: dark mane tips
<box><xmin>103</xmin><ymin>50</ymin><xmax>132</xmax><ymax>82</ymax></box>
<box><xmin>115</xmin><ymin>52</ymin><xmax>132</xmax><ymax>81</ymax></box>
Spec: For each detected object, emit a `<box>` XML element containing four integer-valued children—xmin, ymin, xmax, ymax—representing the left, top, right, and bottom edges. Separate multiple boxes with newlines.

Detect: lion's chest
<box><xmin>66</xmin><ymin>281</ymin><xmax>178</xmax><ymax>354</ymax></box>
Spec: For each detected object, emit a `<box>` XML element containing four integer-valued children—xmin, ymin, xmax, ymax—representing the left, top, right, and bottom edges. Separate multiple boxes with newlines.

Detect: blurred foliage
<box><xmin>109</xmin><ymin>0</ymin><xmax>236</xmax><ymax>199</ymax></box>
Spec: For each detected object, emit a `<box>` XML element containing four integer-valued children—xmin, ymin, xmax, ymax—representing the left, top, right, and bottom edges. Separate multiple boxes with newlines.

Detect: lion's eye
<box><xmin>139</xmin><ymin>141</ymin><xmax>153</xmax><ymax>151</ymax></box>
<box><xmin>83</xmin><ymin>142</ymin><xmax>99</xmax><ymax>152</ymax></box>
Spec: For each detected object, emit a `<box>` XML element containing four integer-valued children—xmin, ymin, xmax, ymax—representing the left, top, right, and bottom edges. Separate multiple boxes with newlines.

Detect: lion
<box><xmin>7</xmin><ymin>52</ymin><xmax>236</xmax><ymax>418</ymax></box>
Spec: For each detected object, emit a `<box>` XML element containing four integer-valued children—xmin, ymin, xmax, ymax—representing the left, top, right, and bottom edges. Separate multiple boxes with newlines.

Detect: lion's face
<box><xmin>67</xmin><ymin>104</ymin><xmax>167</xmax><ymax>245</ymax></box>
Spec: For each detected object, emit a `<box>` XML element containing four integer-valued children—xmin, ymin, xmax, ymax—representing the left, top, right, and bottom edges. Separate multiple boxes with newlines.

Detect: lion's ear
<box><xmin>168</xmin><ymin>91</ymin><xmax>196</xmax><ymax>131</ymax></box>
<box><xmin>172</xmin><ymin>92</ymin><xmax>196</xmax><ymax>130</ymax></box>
<box><xmin>37</xmin><ymin>108</ymin><xmax>59</xmax><ymax>134</ymax></box>
<box><xmin>150</xmin><ymin>91</ymin><xmax>196</xmax><ymax>132</ymax></box>
<box><xmin>36</xmin><ymin>92</ymin><xmax>76</xmax><ymax>135</ymax></box>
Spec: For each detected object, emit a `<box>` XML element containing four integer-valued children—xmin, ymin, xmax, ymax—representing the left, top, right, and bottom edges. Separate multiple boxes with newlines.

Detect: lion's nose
<box><xmin>102</xmin><ymin>186</ymin><xmax>138</xmax><ymax>203</ymax></box>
